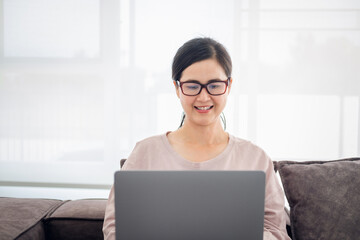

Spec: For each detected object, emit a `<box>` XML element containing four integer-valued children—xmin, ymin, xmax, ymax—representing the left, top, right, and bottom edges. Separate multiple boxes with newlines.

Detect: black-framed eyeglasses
<box><xmin>176</xmin><ymin>78</ymin><xmax>230</xmax><ymax>96</ymax></box>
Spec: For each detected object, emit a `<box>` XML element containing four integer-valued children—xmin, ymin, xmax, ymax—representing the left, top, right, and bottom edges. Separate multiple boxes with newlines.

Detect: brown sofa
<box><xmin>1</xmin><ymin>157</ymin><xmax>359</xmax><ymax>240</ymax></box>
<box><xmin>0</xmin><ymin>198</ymin><xmax>106</xmax><ymax>240</ymax></box>
<box><xmin>274</xmin><ymin>158</ymin><xmax>360</xmax><ymax>240</ymax></box>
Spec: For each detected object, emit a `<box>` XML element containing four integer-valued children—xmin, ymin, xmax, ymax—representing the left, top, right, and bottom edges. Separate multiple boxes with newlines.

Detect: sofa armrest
<box><xmin>44</xmin><ymin>199</ymin><xmax>107</xmax><ymax>240</ymax></box>
<box><xmin>0</xmin><ymin>197</ymin><xmax>62</xmax><ymax>240</ymax></box>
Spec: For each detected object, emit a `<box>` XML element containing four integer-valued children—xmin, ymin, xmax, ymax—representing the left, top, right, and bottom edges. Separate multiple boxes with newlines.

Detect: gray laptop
<box><xmin>114</xmin><ymin>171</ymin><xmax>265</xmax><ymax>240</ymax></box>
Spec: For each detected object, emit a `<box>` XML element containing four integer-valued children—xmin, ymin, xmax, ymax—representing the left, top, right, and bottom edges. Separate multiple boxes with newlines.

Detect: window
<box><xmin>0</xmin><ymin>0</ymin><xmax>359</xmax><ymax>199</ymax></box>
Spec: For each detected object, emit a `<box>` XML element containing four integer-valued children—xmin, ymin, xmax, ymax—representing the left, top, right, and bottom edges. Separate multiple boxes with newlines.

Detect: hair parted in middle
<box><xmin>171</xmin><ymin>37</ymin><xmax>232</xmax><ymax>82</ymax></box>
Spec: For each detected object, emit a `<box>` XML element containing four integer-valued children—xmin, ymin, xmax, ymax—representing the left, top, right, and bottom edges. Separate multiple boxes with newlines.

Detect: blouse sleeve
<box><xmin>102</xmin><ymin>144</ymin><xmax>138</xmax><ymax>240</ymax></box>
<box><xmin>103</xmin><ymin>185</ymin><xmax>116</xmax><ymax>240</ymax></box>
<box><xmin>263</xmin><ymin>156</ymin><xmax>291</xmax><ymax>240</ymax></box>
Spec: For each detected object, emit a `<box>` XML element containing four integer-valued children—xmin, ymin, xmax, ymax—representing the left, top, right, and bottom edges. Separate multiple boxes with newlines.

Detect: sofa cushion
<box><xmin>44</xmin><ymin>199</ymin><xmax>107</xmax><ymax>240</ymax></box>
<box><xmin>276</xmin><ymin>158</ymin><xmax>360</xmax><ymax>240</ymax></box>
<box><xmin>0</xmin><ymin>197</ymin><xmax>63</xmax><ymax>240</ymax></box>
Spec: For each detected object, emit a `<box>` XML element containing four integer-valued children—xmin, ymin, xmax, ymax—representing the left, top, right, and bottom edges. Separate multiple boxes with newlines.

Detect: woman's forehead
<box><xmin>180</xmin><ymin>59</ymin><xmax>227</xmax><ymax>82</ymax></box>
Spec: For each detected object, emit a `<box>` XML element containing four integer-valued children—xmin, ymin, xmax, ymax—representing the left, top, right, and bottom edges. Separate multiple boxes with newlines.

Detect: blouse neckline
<box><xmin>161</xmin><ymin>131</ymin><xmax>235</xmax><ymax>167</ymax></box>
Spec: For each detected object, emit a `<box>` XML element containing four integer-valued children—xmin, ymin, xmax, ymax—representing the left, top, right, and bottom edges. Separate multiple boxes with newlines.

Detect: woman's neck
<box><xmin>174</xmin><ymin>120</ymin><xmax>228</xmax><ymax>146</ymax></box>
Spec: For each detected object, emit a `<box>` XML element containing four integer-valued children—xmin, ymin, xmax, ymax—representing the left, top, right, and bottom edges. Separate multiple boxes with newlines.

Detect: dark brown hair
<box><xmin>172</xmin><ymin>37</ymin><xmax>232</xmax><ymax>81</ymax></box>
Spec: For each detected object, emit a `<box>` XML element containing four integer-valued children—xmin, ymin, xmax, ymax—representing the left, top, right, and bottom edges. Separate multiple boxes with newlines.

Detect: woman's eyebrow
<box><xmin>181</xmin><ymin>78</ymin><xmax>223</xmax><ymax>83</ymax></box>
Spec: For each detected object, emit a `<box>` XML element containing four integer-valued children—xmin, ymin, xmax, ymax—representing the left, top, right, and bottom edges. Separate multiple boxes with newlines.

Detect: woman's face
<box><xmin>176</xmin><ymin>58</ymin><xmax>232</xmax><ymax>129</ymax></box>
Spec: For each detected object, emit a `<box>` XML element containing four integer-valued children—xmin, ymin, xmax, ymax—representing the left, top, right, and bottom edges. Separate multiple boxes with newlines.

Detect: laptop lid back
<box><xmin>115</xmin><ymin>171</ymin><xmax>265</xmax><ymax>240</ymax></box>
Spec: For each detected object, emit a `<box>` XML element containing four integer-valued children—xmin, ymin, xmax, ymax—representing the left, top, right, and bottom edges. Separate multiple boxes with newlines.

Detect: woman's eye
<box><xmin>186</xmin><ymin>84</ymin><xmax>200</xmax><ymax>90</ymax></box>
<box><xmin>208</xmin><ymin>84</ymin><xmax>220</xmax><ymax>89</ymax></box>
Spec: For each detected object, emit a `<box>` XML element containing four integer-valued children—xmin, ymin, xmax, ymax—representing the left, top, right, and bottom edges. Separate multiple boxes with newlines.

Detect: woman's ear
<box><xmin>173</xmin><ymin>80</ymin><xmax>180</xmax><ymax>98</ymax></box>
<box><xmin>228</xmin><ymin>77</ymin><xmax>233</xmax><ymax>94</ymax></box>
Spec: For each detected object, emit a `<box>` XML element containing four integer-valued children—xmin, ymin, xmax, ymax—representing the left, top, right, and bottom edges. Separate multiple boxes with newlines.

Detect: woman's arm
<box><xmin>102</xmin><ymin>142</ymin><xmax>141</xmax><ymax>240</ymax></box>
<box><xmin>263</xmin><ymin>159</ymin><xmax>291</xmax><ymax>240</ymax></box>
<box><xmin>103</xmin><ymin>186</ymin><xmax>116</xmax><ymax>240</ymax></box>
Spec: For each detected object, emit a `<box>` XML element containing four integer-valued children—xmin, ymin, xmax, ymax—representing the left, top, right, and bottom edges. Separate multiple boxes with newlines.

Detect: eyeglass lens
<box><xmin>182</xmin><ymin>82</ymin><xmax>227</xmax><ymax>96</ymax></box>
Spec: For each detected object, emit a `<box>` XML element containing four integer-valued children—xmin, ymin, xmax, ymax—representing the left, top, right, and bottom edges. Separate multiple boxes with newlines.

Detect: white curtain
<box><xmin>0</xmin><ymin>0</ymin><xmax>359</xmax><ymax>199</ymax></box>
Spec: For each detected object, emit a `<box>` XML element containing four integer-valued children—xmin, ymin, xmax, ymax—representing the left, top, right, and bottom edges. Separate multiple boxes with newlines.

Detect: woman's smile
<box><xmin>194</xmin><ymin>105</ymin><xmax>214</xmax><ymax>113</ymax></box>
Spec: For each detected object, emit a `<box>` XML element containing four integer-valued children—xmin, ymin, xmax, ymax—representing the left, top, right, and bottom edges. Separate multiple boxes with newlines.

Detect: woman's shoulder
<box><xmin>229</xmin><ymin>134</ymin><xmax>249</xmax><ymax>145</ymax></box>
<box><xmin>124</xmin><ymin>133</ymin><xmax>169</xmax><ymax>169</ymax></box>
<box><xmin>228</xmin><ymin>134</ymin><xmax>273</xmax><ymax>170</ymax></box>
<box><xmin>131</xmin><ymin>133</ymin><xmax>169</xmax><ymax>152</ymax></box>
<box><xmin>230</xmin><ymin>134</ymin><xmax>258</xmax><ymax>148</ymax></box>
<box><xmin>229</xmin><ymin>134</ymin><xmax>269</xmax><ymax>156</ymax></box>
<box><xmin>135</xmin><ymin>133</ymin><xmax>167</xmax><ymax>146</ymax></box>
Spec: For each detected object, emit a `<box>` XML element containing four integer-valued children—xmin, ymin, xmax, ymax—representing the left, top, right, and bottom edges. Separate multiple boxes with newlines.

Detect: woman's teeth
<box><xmin>195</xmin><ymin>106</ymin><xmax>212</xmax><ymax>110</ymax></box>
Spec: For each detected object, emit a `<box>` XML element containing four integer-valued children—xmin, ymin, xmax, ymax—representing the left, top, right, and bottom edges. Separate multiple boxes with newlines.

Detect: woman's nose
<box><xmin>197</xmin><ymin>87</ymin><xmax>211</xmax><ymax>101</ymax></box>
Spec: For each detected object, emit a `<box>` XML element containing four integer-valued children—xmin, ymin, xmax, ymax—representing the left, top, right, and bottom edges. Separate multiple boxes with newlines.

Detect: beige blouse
<box><xmin>103</xmin><ymin>133</ymin><xmax>290</xmax><ymax>240</ymax></box>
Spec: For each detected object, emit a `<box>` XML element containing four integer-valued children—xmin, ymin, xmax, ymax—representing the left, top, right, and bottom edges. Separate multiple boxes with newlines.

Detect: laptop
<box><xmin>114</xmin><ymin>171</ymin><xmax>265</xmax><ymax>240</ymax></box>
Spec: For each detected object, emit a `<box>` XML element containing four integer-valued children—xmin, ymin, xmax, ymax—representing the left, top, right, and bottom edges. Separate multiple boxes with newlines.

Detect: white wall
<box><xmin>0</xmin><ymin>0</ymin><xmax>359</xmax><ymax>199</ymax></box>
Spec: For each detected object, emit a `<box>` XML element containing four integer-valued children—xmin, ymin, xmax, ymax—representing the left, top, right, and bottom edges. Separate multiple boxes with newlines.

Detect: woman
<box><xmin>103</xmin><ymin>37</ymin><xmax>290</xmax><ymax>240</ymax></box>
